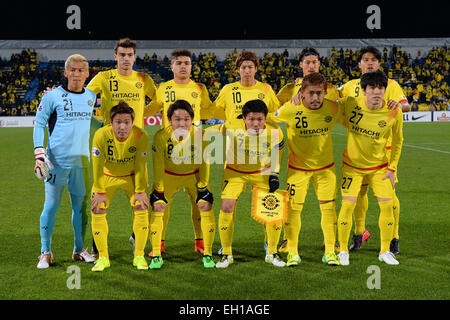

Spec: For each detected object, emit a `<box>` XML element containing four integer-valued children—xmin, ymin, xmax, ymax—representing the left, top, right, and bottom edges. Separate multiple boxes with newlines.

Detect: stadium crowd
<box><xmin>0</xmin><ymin>46</ymin><xmax>449</xmax><ymax>116</ymax></box>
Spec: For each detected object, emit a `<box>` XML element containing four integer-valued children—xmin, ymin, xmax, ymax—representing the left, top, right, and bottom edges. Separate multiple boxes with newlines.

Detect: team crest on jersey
<box><xmin>128</xmin><ymin>146</ymin><xmax>136</xmax><ymax>153</ymax></box>
<box><xmin>378</xmin><ymin>120</ymin><xmax>387</xmax><ymax>127</ymax></box>
<box><xmin>92</xmin><ymin>147</ymin><xmax>101</xmax><ymax>157</ymax></box>
<box><xmin>258</xmin><ymin>93</ymin><xmax>265</xmax><ymax>100</ymax></box>
<box><xmin>107</xmin><ymin>139</ymin><xmax>113</xmax><ymax>144</ymax></box>
<box><xmin>88</xmin><ymin>100</ymin><xmax>93</xmax><ymax>107</ymax></box>
<box><xmin>136</xmin><ymin>82</ymin><xmax>143</xmax><ymax>89</ymax></box>
<box><xmin>191</xmin><ymin>92</ymin><xmax>198</xmax><ymax>98</ymax></box>
<box><xmin>324</xmin><ymin>115</ymin><xmax>332</xmax><ymax>123</ymax></box>
<box><xmin>261</xmin><ymin>194</ymin><xmax>280</xmax><ymax>210</ymax></box>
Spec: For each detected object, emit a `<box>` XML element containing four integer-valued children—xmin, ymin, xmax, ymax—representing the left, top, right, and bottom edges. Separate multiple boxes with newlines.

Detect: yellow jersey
<box><xmin>218</xmin><ymin>119</ymin><xmax>285</xmax><ymax>174</ymax></box>
<box><xmin>273</xmin><ymin>98</ymin><xmax>341</xmax><ymax>171</ymax></box>
<box><xmin>277</xmin><ymin>78</ymin><xmax>340</xmax><ymax>105</ymax></box>
<box><xmin>338</xmin><ymin>96</ymin><xmax>403</xmax><ymax>172</ymax></box>
<box><xmin>151</xmin><ymin>125</ymin><xmax>210</xmax><ymax>192</ymax></box>
<box><xmin>91</xmin><ymin>124</ymin><xmax>149</xmax><ymax>194</ymax></box>
<box><xmin>144</xmin><ymin>79</ymin><xmax>212</xmax><ymax>128</ymax></box>
<box><xmin>87</xmin><ymin>69</ymin><xmax>156</xmax><ymax>128</ymax></box>
<box><xmin>211</xmin><ymin>80</ymin><xmax>280</xmax><ymax>120</ymax></box>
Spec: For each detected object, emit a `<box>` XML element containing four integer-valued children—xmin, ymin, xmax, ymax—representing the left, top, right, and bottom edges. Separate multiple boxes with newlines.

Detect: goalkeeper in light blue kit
<box><xmin>33</xmin><ymin>54</ymin><xmax>97</xmax><ymax>269</ymax></box>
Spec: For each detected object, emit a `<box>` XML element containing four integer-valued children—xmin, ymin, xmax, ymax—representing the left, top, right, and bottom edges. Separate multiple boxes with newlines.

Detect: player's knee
<box><xmin>92</xmin><ymin>207</ymin><xmax>107</xmax><ymax>215</ymax></box>
<box><xmin>221</xmin><ymin>199</ymin><xmax>236</xmax><ymax>213</ymax></box>
<box><xmin>197</xmin><ymin>200</ymin><xmax>212</xmax><ymax>212</ymax></box>
<box><xmin>152</xmin><ymin>202</ymin><xmax>166</xmax><ymax>213</ymax></box>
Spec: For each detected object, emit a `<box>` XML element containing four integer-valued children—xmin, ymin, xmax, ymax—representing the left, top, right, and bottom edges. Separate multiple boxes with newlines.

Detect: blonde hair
<box><xmin>65</xmin><ymin>54</ymin><xmax>89</xmax><ymax>70</ymax></box>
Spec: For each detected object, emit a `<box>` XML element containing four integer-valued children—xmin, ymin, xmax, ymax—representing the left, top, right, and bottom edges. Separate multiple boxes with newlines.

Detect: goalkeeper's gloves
<box><xmin>268</xmin><ymin>174</ymin><xmax>279</xmax><ymax>193</ymax></box>
<box><xmin>149</xmin><ymin>190</ymin><xmax>168</xmax><ymax>206</ymax></box>
<box><xmin>34</xmin><ymin>147</ymin><xmax>54</xmax><ymax>180</ymax></box>
<box><xmin>196</xmin><ymin>186</ymin><xmax>214</xmax><ymax>204</ymax></box>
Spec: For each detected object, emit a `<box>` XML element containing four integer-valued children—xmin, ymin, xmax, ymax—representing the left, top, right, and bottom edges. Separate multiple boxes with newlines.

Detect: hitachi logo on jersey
<box><xmin>112</xmin><ymin>93</ymin><xmax>140</xmax><ymax>98</ymax></box>
<box><xmin>352</xmin><ymin>125</ymin><xmax>381</xmax><ymax>138</ymax></box>
<box><xmin>298</xmin><ymin>127</ymin><xmax>329</xmax><ymax>135</ymax></box>
<box><xmin>65</xmin><ymin>111</ymin><xmax>92</xmax><ymax>118</ymax></box>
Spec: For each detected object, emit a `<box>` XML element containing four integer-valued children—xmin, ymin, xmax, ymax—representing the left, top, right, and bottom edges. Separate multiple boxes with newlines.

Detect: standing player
<box><xmin>87</xmin><ymin>37</ymin><xmax>157</xmax><ymax>128</ymax></box>
<box><xmin>143</xmin><ymin>49</ymin><xmax>213</xmax><ymax>255</ymax></box>
<box><xmin>277</xmin><ymin>48</ymin><xmax>340</xmax><ymax>104</ymax></box>
<box><xmin>339</xmin><ymin>46</ymin><xmax>410</xmax><ymax>253</ymax></box>
<box><xmin>209</xmin><ymin>50</ymin><xmax>280</xmax><ymax>121</ymax></box>
<box><xmin>148</xmin><ymin>100</ymin><xmax>216</xmax><ymax>269</ymax></box>
<box><xmin>33</xmin><ymin>54</ymin><xmax>96</xmax><ymax>269</ymax></box>
<box><xmin>90</xmin><ymin>102</ymin><xmax>150</xmax><ymax>271</ymax></box>
<box><xmin>272</xmin><ymin>73</ymin><xmax>341</xmax><ymax>266</ymax></box>
<box><xmin>214</xmin><ymin>99</ymin><xmax>286</xmax><ymax>268</ymax></box>
<box><xmin>337</xmin><ymin>70</ymin><xmax>403</xmax><ymax>265</ymax></box>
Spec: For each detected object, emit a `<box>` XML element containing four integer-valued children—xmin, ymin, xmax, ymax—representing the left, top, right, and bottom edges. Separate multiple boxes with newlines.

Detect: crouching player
<box><xmin>149</xmin><ymin>99</ymin><xmax>216</xmax><ymax>269</ymax></box>
<box><xmin>214</xmin><ymin>99</ymin><xmax>286</xmax><ymax>269</ymax></box>
<box><xmin>90</xmin><ymin>102</ymin><xmax>150</xmax><ymax>271</ymax></box>
<box><xmin>337</xmin><ymin>70</ymin><xmax>403</xmax><ymax>265</ymax></box>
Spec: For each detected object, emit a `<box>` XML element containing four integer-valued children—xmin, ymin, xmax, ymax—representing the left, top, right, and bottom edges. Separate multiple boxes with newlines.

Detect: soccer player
<box><xmin>33</xmin><ymin>54</ymin><xmax>97</xmax><ymax>269</ymax></box>
<box><xmin>272</xmin><ymin>72</ymin><xmax>341</xmax><ymax>266</ymax></box>
<box><xmin>214</xmin><ymin>99</ymin><xmax>286</xmax><ymax>268</ymax></box>
<box><xmin>337</xmin><ymin>70</ymin><xmax>403</xmax><ymax>265</ymax></box>
<box><xmin>87</xmin><ymin>38</ymin><xmax>156</xmax><ymax>256</ymax></box>
<box><xmin>143</xmin><ymin>49</ymin><xmax>213</xmax><ymax>255</ymax></box>
<box><xmin>148</xmin><ymin>100</ymin><xmax>216</xmax><ymax>269</ymax></box>
<box><xmin>90</xmin><ymin>102</ymin><xmax>150</xmax><ymax>271</ymax></box>
<box><xmin>209</xmin><ymin>50</ymin><xmax>280</xmax><ymax>121</ymax></box>
<box><xmin>339</xmin><ymin>46</ymin><xmax>410</xmax><ymax>253</ymax></box>
<box><xmin>277</xmin><ymin>48</ymin><xmax>340</xmax><ymax>104</ymax></box>
<box><xmin>87</xmin><ymin>37</ymin><xmax>157</xmax><ymax>128</ymax></box>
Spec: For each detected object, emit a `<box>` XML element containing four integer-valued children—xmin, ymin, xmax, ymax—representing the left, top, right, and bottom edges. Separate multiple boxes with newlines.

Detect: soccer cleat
<box><xmin>91</xmin><ymin>257</ymin><xmax>110</xmax><ymax>272</ymax></box>
<box><xmin>264</xmin><ymin>242</ymin><xmax>268</xmax><ymax>254</ymax></box>
<box><xmin>378</xmin><ymin>251</ymin><xmax>399</xmax><ymax>265</ymax></box>
<box><xmin>349</xmin><ymin>229</ymin><xmax>371</xmax><ymax>251</ymax></box>
<box><xmin>195</xmin><ymin>239</ymin><xmax>204</xmax><ymax>254</ymax></box>
<box><xmin>37</xmin><ymin>252</ymin><xmax>53</xmax><ymax>269</ymax></box>
<box><xmin>149</xmin><ymin>256</ymin><xmax>164</xmax><ymax>269</ymax></box>
<box><xmin>148</xmin><ymin>240</ymin><xmax>166</xmax><ymax>258</ymax></box>
<box><xmin>286</xmin><ymin>253</ymin><xmax>301</xmax><ymax>267</ymax></box>
<box><xmin>322</xmin><ymin>252</ymin><xmax>341</xmax><ymax>266</ymax></box>
<box><xmin>133</xmin><ymin>256</ymin><xmax>149</xmax><ymax>270</ymax></box>
<box><xmin>265</xmin><ymin>253</ymin><xmax>286</xmax><ymax>267</ymax></box>
<box><xmin>278</xmin><ymin>239</ymin><xmax>288</xmax><ymax>253</ymax></box>
<box><xmin>129</xmin><ymin>234</ymin><xmax>135</xmax><ymax>255</ymax></box>
<box><xmin>337</xmin><ymin>251</ymin><xmax>350</xmax><ymax>266</ymax></box>
<box><xmin>215</xmin><ymin>255</ymin><xmax>234</xmax><ymax>269</ymax></box>
<box><xmin>390</xmin><ymin>238</ymin><xmax>400</xmax><ymax>255</ymax></box>
<box><xmin>72</xmin><ymin>248</ymin><xmax>96</xmax><ymax>263</ymax></box>
<box><xmin>217</xmin><ymin>247</ymin><xmax>223</xmax><ymax>255</ymax></box>
<box><xmin>202</xmin><ymin>255</ymin><xmax>215</xmax><ymax>268</ymax></box>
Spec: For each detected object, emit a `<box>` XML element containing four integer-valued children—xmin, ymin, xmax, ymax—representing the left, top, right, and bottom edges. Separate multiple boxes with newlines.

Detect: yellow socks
<box><xmin>284</xmin><ymin>205</ymin><xmax>302</xmax><ymax>255</ymax></box>
<box><xmin>320</xmin><ymin>201</ymin><xmax>337</xmax><ymax>254</ymax></box>
<box><xmin>218</xmin><ymin>210</ymin><xmax>234</xmax><ymax>255</ymax></box>
<box><xmin>200</xmin><ymin>210</ymin><xmax>216</xmax><ymax>256</ymax></box>
<box><xmin>393</xmin><ymin>191</ymin><xmax>400</xmax><ymax>239</ymax></box>
<box><xmin>378</xmin><ymin>200</ymin><xmax>394</xmax><ymax>253</ymax></box>
<box><xmin>91</xmin><ymin>211</ymin><xmax>109</xmax><ymax>259</ymax></box>
<box><xmin>149</xmin><ymin>211</ymin><xmax>164</xmax><ymax>256</ymax></box>
<box><xmin>266</xmin><ymin>222</ymin><xmax>283</xmax><ymax>254</ymax></box>
<box><xmin>337</xmin><ymin>200</ymin><xmax>357</xmax><ymax>252</ymax></box>
<box><xmin>354</xmin><ymin>187</ymin><xmax>368</xmax><ymax>235</ymax></box>
<box><xmin>133</xmin><ymin>210</ymin><xmax>149</xmax><ymax>257</ymax></box>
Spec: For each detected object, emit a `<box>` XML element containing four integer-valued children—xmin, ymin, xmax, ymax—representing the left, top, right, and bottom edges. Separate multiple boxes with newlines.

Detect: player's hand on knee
<box><xmin>268</xmin><ymin>174</ymin><xmax>280</xmax><ymax>193</ymax></box>
<box><xmin>133</xmin><ymin>192</ymin><xmax>149</xmax><ymax>211</ymax></box>
<box><xmin>34</xmin><ymin>147</ymin><xmax>54</xmax><ymax>180</ymax></box>
<box><xmin>91</xmin><ymin>193</ymin><xmax>107</xmax><ymax>214</ymax></box>
<box><xmin>196</xmin><ymin>186</ymin><xmax>214</xmax><ymax>205</ymax></box>
<box><xmin>381</xmin><ymin>170</ymin><xmax>396</xmax><ymax>189</ymax></box>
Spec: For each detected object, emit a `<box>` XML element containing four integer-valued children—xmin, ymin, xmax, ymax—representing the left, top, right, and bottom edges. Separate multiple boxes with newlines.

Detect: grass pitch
<box><xmin>0</xmin><ymin>122</ymin><xmax>449</xmax><ymax>302</ymax></box>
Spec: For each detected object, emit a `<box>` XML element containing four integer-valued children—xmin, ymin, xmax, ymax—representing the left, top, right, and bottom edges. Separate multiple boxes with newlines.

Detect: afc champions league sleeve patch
<box><xmin>92</xmin><ymin>147</ymin><xmax>101</xmax><ymax>157</ymax></box>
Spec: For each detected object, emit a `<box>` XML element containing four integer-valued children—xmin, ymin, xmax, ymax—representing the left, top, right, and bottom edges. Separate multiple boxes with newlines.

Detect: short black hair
<box><xmin>299</xmin><ymin>47</ymin><xmax>320</xmax><ymax>62</ymax></box>
<box><xmin>110</xmin><ymin>101</ymin><xmax>135</xmax><ymax>121</ymax></box>
<box><xmin>171</xmin><ymin>49</ymin><xmax>192</xmax><ymax>60</ymax></box>
<box><xmin>357</xmin><ymin>46</ymin><xmax>382</xmax><ymax>62</ymax></box>
<box><xmin>241</xmin><ymin>99</ymin><xmax>268</xmax><ymax>118</ymax></box>
<box><xmin>360</xmin><ymin>70</ymin><xmax>388</xmax><ymax>90</ymax></box>
<box><xmin>167</xmin><ymin>99</ymin><xmax>194</xmax><ymax>120</ymax></box>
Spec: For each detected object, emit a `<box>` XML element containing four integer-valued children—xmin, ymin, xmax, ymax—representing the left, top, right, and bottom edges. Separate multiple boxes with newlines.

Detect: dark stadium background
<box><xmin>1</xmin><ymin>1</ymin><xmax>448</xmax><ymax>40</ymax></box>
